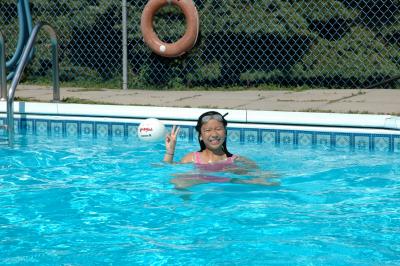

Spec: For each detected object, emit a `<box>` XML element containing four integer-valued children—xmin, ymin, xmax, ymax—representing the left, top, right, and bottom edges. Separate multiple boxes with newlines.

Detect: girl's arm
<box><xmin>163</xmin><ymin>125</ymin><xmax>180</xmax><ymax>163</ymax></box>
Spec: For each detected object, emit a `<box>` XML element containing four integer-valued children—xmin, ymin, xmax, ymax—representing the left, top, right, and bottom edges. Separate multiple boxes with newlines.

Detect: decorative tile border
<box><xmin>373</xmin><ymin>135</ymin><xmax>391</xmax><ymax>152</ymax></box>
<box><xmin>334</xmin><ymin>133</ymin><xmax>351</xmax><ymax>149</ymax></box>
<box><xmin>298</xmin><ymin>131</ymin><xmax>313</xmax><ymax>147</ymax></box>
<box><xmin>393</xmin><ymin>136</ymin><xmax>400</xmax><ymax>152</ymax></box>
<box><xmin>229</xmin><ymin>128</ymin><xmax>242</xmax><ymax>143</ymax></box>
<box><xmin>261</xmin><ymin>129</ymin><xmax>277</xmax><ymax>145</ymax></box>
<box><xmin>354</xmin><ymin>134</ymin><xmax>371</xmax><ymax>152</ymax></box>
<box><xmin>4</xmin><ymin>118</ymin><xmax>399</xmax><ymax>152</ymax></box>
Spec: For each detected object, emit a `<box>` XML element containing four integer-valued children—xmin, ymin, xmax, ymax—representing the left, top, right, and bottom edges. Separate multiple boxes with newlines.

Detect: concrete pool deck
<box><xmin>13</xmin><ymin>84</ymin><xmax>400</xmax><ymax>115</ymax></box>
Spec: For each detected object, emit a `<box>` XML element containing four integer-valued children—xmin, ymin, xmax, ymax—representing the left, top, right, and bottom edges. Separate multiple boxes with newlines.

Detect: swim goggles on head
<box><xmin>201</xmin><ymin>112</ymin><xmax>229</xmax><ymax>122</ymax></box>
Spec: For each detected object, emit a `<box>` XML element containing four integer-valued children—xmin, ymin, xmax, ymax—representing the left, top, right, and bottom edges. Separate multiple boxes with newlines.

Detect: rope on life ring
<box><xmin>140</xmin><ymin>0</ymin><xmax>199</xmax><ymax>58</ymax></box>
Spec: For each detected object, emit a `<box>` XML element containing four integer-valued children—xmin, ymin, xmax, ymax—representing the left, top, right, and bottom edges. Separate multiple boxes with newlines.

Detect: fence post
<box><xmin>0</xmin><ymin>31</ymin><xmax>6</xmax><ymax>101</ymax></box>
<box><xmin>122</xmin><ymin>0</ymin><xmax>128</xmax><ymax>90</ymax></box>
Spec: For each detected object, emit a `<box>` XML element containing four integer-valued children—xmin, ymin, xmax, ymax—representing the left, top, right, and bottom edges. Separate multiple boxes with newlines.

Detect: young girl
<box><xmin>164</xmin><ymin>111</ymin><xmax>278</xmax><ymax>188</ymax></box>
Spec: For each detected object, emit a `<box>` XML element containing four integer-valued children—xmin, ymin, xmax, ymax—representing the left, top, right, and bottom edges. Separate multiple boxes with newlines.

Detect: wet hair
<box><xmin>195</xmin><ymin>111</ymin><xmax>233</xmax><ymax>157</ymax></box>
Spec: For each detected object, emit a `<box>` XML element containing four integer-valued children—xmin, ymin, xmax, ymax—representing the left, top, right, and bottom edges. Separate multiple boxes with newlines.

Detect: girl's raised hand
<box><xmin>165</xmin><ymin>125</ymin><xmax>180</xmax><ymax>155</ymax></box>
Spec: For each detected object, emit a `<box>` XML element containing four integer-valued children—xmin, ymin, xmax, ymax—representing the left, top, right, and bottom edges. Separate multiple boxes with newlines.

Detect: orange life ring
<box><xmin>140</xmin><ymin>0</ymin><xmax>199</xmax><ymax>58</ymax></box>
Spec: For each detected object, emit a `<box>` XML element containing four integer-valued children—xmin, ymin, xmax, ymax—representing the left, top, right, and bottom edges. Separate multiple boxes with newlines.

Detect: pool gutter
<box><xmin>1</xmin><ymin>101</ymin><xmax>400</xmax><ymax>131</ymax></box>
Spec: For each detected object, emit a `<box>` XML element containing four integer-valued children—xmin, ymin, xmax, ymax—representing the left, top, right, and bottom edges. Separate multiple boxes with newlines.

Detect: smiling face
<box><xmin>200</xmin><ymin>119</ymin><xmax>226</xmax><ymax>151</ymax></box>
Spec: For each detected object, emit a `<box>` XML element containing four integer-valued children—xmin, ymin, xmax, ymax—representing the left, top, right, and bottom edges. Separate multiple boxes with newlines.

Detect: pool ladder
<box><xmin>0</xmin><ymin>22</ymin><xmax>60</xmax><ymax>146</ymax></box>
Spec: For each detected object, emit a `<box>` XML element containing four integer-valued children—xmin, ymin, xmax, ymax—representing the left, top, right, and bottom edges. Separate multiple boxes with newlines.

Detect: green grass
<box><xmin>21</xmin><ymin>79</ymin><xmax>315</xmax><ymax>92</ymax></box>
<box><xmin>14</xmin><ymin>96</ymin><xmax>34</xmax><ymax>102</ymax></box>
<box><xmin>61</xmin><ymin>97</ymin><xmax>114</xmax><ymax>105</ymax></box>
<box><xmin>26</xmin><ymin>78</ymin><xmax>122</xmax><ymax>90</ymax></box>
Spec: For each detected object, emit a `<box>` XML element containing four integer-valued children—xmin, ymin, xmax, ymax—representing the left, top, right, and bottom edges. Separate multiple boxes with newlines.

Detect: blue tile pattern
<box><xmin>66</xmin><ymin>122</ymin><xmax>78</xmax><ymax>137</ymax></box>
<box><xmin>244</xmin><ymin>129</ymin><xmax>258</xmax><ymax>144</ymax></box>
<box><xmin>36</xmin><ymin>120</ymin><xmax>48</xmax><ymax>136</ymax></box>
<box><xmin>334</xmin><ymin>134</ymin><xmax>351</xmax><ymax>149</ymax></box>
<box><xmin>177</xmin><ymin>126</ymin><xmax>190</xmax><ymax>142</ymax></box>
<box><xmin>316</xmin><ymin>133</ymin><xmax>332</xmax><ymax>149</ymax></box>
<box><xmin>227</xmin><ymin>129</ymin><xmax>241</xmax><ymax>143</ymax></box>
<box><xmin>298</xmin><ymin>132</ymin><xmax>313</xmax><ymax>147</ymax></box>
<box><xmin>7</xmin><ymin>118</ymin><xmax>400</xmax><ymax>153</ymax></box>
<box><xmin>373</xmin><ymin>136</ymin><xmax>390</xmax><ymax>152</ymax></box>
<box><xmin>279</xmin><ymin>131</ymin><xmax>295</xmax><ymax>146</ymax></box>
<box><xmin>393</xmin><ymin>136</ymin><xmax>400</xmax><ymax>152</ymax></box>
<box><xmin>111</xmin><ymin>124</ymin><xmax>125</xmax><ymax>139</ymax></box>
<box><xmin>261</xmin><ymin>130</ymin><xmax>276</xmax><ymax>145</ymax></box>
<box><xmin>23</xmin><ymin>119</ymin><xmax>34</xmax><ymax>135</ymax></box>
<box><xmin>96</xmin><ymin>123</ymin><xmax>109</xmax><ymax>138</ymax></box>
<box><xmin>81</xmin><ymin>123</ymin><xmax>94</xmax><ymax>138</ymax></box>
<box><xmin>50</xmin><ymin>122</ymin><xmax>63</xmax><ymax>137</ymax></box>
<box><xmin>0</xmin><ymin>118</ymin><xmax>5</xmax><ymax>137</ymax></box>
<box><xmin>354</xmin><ymin>135</ymin><xmax>371</xmax><ymax>151</ymax></box>
<box><xmin>127</xmin><ymin>124</ymin><xmax>139</xmax><ymax>141</ymax></box>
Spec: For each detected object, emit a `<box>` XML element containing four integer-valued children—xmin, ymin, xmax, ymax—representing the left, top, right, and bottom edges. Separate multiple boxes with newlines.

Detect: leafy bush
<box><xmin>0</xmin><ymin>0</ymin><xmax>399</xmax><ymax>88</ymax></box>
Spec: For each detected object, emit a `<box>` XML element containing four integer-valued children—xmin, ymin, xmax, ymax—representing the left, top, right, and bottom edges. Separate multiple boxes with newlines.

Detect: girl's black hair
<box><xmin>195</xmin><ymin>111</ymin><xmax>233</xmax><ymax>157</ymax></box>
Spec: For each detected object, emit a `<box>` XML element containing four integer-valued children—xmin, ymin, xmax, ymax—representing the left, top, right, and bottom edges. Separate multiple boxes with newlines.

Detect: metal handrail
<box><xmin>7</xmin><ymin>22</ymin><xmax>60</xmax><ymax>145</ymax></box>
<box><xmin>0</xmin><ymin>31</ymin><xmax>6</xmax><ymax>101</ymax></box>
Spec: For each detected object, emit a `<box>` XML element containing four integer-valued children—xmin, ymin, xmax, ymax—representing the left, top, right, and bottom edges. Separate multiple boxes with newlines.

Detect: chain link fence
<box><xmin>1</xmin><ymin>0</ymin><xmax>399</xmax><ymax>89</ymax></box>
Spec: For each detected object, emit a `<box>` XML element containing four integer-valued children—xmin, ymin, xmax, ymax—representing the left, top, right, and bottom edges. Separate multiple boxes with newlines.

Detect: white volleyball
<box><xmin>137</xmin><ymin>118</ymin><xmax>166</xmax><ymax>142</ymax></box>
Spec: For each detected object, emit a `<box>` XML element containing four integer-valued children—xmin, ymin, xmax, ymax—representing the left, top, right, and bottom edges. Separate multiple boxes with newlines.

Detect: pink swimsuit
<box><xmin>188</xmin><ymin>152</ymin><xmax>237</xmax><ymax>183</ymax></box>
<box><xmin>193</xmin><ymin>151</ymin><xmax>237</xmax><ymax>171</ymax></box>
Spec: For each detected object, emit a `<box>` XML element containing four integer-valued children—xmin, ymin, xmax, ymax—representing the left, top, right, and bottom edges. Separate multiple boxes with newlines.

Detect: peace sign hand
<box><xmin>165</xmin><ymin>125</ymin><xmax>180</xmax><ymax>156</ymax></box>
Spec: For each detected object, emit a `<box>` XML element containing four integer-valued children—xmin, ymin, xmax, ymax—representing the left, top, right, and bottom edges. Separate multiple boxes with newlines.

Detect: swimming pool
<box><xmin>1</xmin><ymin>103</ymin><xmax>400</xmax><ymax>265</ymax></box>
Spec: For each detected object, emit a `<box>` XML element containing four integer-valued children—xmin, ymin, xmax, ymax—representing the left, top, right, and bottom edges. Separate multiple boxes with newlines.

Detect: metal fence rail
<box><xmin>0</xmin><ymin>0</ymin><xmax>399</xmax><ymax>89</ymax></box>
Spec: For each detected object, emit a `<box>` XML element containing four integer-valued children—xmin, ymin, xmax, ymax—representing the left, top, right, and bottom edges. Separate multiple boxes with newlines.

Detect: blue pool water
<box><xmin>1</xmin><ymin>135</ymin><xmax>399</xmax><ymax>265</ymax></box>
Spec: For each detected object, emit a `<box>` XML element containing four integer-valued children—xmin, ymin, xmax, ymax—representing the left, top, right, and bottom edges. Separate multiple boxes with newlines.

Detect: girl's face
<box><xmin>200</xmin><ymin>119</ymin><xmax>226</xmax><ymax>151</ymax></box>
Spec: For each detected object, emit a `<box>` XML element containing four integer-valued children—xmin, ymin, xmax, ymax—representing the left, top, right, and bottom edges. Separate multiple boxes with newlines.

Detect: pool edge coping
<box><xmin>1</xmin><ymin>101</ymin><xmax>400</xmax><ymax>132</ymax></box>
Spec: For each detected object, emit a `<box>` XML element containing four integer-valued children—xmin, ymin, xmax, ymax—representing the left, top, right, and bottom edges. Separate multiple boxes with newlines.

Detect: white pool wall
<box><xmin>1</xmin><ymin>101</ymin><xmax>400</xmax><ymax>132</ymax></box>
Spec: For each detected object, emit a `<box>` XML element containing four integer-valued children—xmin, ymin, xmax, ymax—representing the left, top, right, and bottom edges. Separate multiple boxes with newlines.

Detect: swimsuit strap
<box><xmin>194</xmin><ymin>152</ymin><xmax>236</xmax><ymax>164</ymax></box>
<box><xmin>194</xmin><ymin>152</ymin><xmax>202</xmax><ymax>164</ymax></box>
<box><xmin>227</xmin><ymin>155</ymin><xmax>237</xmax><ymax>163</ymax></box>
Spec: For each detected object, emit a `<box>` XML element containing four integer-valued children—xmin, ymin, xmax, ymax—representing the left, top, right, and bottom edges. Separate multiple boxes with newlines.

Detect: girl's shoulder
<box><xmin>180</xmin><ymin>152</ymin><xmax>197</xmax><ymax>163</ymax></box>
